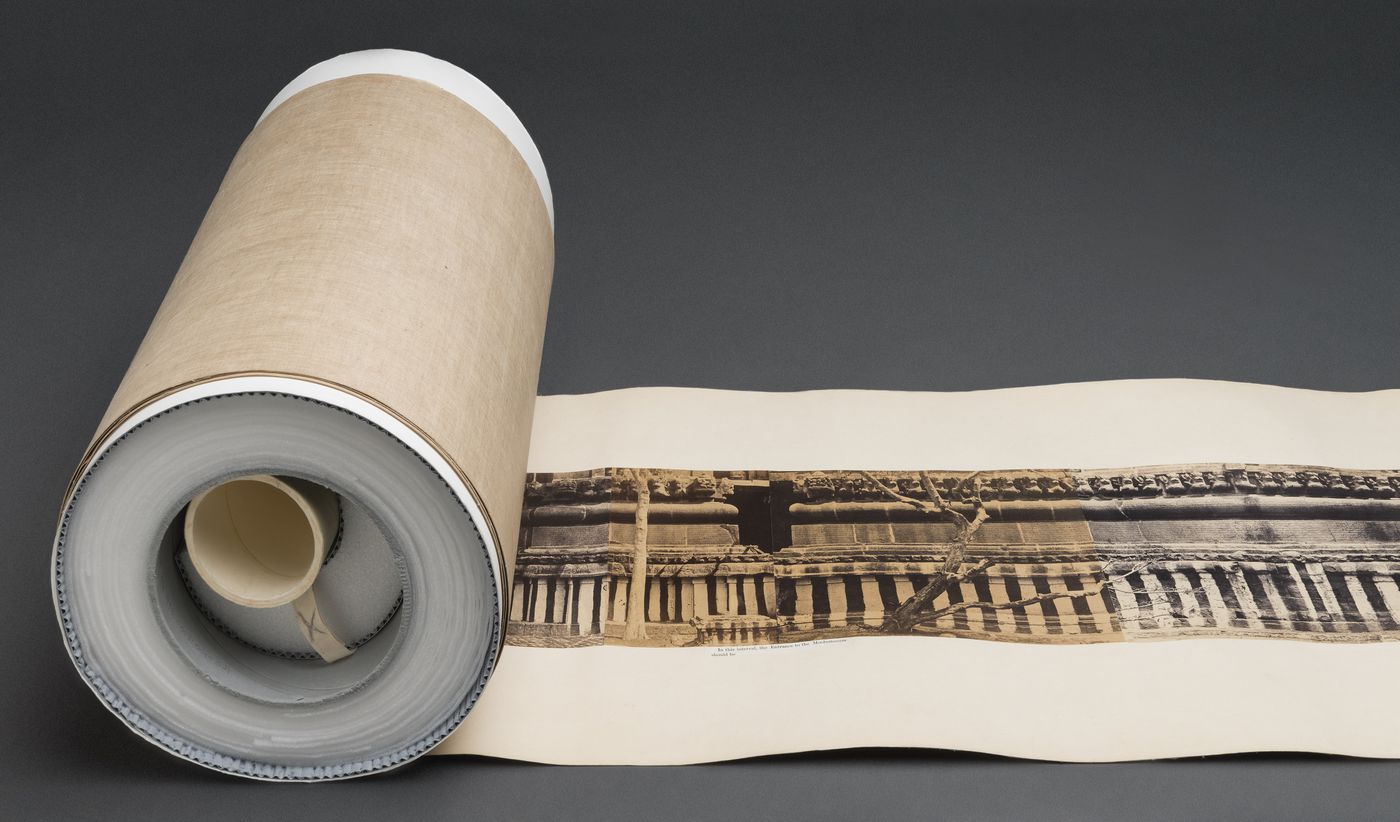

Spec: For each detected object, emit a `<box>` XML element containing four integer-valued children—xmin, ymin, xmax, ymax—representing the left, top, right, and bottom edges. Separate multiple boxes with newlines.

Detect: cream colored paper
<box><xmin>439</xmin><ymin>381</ymin><xmax>1400</xmax><ymax>762</ymax></box>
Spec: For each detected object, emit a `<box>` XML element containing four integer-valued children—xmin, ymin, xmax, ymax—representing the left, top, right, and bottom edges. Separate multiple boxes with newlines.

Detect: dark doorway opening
<box><xmin>729</xmin><ymin>484</ymin><xmax>774</xmax><ymax>552</ymax></box>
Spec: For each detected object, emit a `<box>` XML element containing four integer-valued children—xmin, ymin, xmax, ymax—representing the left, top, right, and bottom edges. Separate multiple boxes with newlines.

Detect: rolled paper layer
<box><xmin>185</xmin><ymin>475</ymin><xmax>338</xmax><ymax>609</ymax></box>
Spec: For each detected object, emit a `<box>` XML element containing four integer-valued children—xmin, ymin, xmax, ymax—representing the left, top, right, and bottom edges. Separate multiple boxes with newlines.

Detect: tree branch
<box><xmin>946</xmin><ymin>556</ymin><xmax>994</xmax><ymax>584</ymax></box>
<box><xmin>859</xmin><ymin>470</ymin><xmax>947</xmax><ymax>515</ymax></box>
<box><xmin>853</xmin><ymin>470</ymin><xmax>996</xmax><ymax>632</ymax></box>
<box><xmin>910</xmin><ymin>587</ymin><xmax>1099</xmax><ymax>630</ymax></box>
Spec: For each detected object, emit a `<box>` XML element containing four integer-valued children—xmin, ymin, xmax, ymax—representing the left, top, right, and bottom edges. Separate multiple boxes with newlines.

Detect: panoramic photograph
<box><xmin>507</xmin><ymin>465</ymin><xmax>1400</xmax><ymax>648</ymax></box>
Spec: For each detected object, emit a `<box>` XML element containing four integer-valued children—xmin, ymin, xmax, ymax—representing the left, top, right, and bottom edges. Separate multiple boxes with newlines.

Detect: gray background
<box><xmin>4</xmin><ymin>1</ymin><xmax>1400</xmax><ymax>819</ymax></box>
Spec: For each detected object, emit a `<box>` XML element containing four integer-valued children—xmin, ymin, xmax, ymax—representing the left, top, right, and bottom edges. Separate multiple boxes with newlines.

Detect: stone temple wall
<box><xmin>506</xmin><ymin>465</ymin><xmax>1400</xmax><ymax>647</ymax></box>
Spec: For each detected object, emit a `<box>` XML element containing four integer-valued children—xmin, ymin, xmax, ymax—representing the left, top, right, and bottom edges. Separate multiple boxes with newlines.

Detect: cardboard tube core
<box><xmin>185</xmin><ymin>475</ymin><xmax>338</xmax><ymax>609</ymax></box>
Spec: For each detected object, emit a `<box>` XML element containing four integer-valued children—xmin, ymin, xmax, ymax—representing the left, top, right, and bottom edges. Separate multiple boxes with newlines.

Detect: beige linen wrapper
<box><xmin>67</xmin><ymin>64</ymin><xmax>553</xmax><ymax>603</ymax></box>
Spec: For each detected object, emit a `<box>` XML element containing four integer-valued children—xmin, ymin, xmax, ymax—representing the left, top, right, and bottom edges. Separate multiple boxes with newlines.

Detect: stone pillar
<box><xmin>1225</xmin><ymin>565</ymin><xmax>1265</xmax><ymax>629</ymax></box>
<box><xmin>510</xmin><ymin>579</ymin><xmax>526</xmax><ymax>622</ymax></box>
<box><xmin>679</xmin><ymin>577</ymin><xmax>696</xmax><ymax>621</ymax></box>
<box><xmin>1173</xmin><ymin>569</ymin><xmax>1206</xmax><ymax>627</ymax></box>
<box><xmin>1302</xmin><ymin>561</ymin><xmax>1346</xmax><ymax>625</ymax></box>
<box><xmin>741</xmin><ymin>577</ymin><xmax>759</xmax><ymax>618</ymax></box>
<box><xmin>892</xmin><ymin>575</ymin><xmax>915</xmax><ymax>607</ymax></box>
<box><xmin>531</xmin><ymin>580</ymin><xmax>548</xmax><ymax>624</ymax></box>
<box><xmin>1245</xmin><ymin>560</ymin><xmax>1291</xmax><ymax>628</ymax></box>
<box><xmin>927</xmin><ymin>581</ymin><xmax>952</xmax><ymax>621</ymax></box>
<box><xmin>794</xmin><ymin>578</ymin><xmax>814</xmax><ymax>629</ymax></box>
<box><xmin>1194</xmin><ymin>563</ymin><xmax>1235</xmax><ymax>631</ymax></box>
<box><xmin>648</xmin><ymin>578</ymin><xmax>663</xmax><ymax>622</ymax></box>
<box><xmin>860</xmin><ymin>576</ymin><xmax>885</xmax><ymax>625</ymax></box>
<box><xmin>551</xmin><ymin>579</ymin><xmax>568</xmax><ymax>624</ymax></box>
<box><xmin>692</xmin><ymin>579</ymin><xmax>709</xmax><ymax>618</ymax></box>
<box><xmin>1131</xmin><ymin>571</ymin><xmax>1164</xmax><ymax>630</ymax></box>
<box><xmin>726</xmin><ymin>577</ymin><xmax>740</xmax><ymax>616</ymax></box>
<box><xmin>762</xmin><ymin>576</ymin><xmax>776</xmax><ymax>617</ymax></box>
<box><xmin>1104</xmin><ymin>573</ymin><xmax>1140</xmax><ymax>631</ymax></box>
<box><xmin>1022</xmin><ymin>573</ymin><xmax>1054</xmax><ymax>634</ymax></box>
<box><xmin>1282</xmin><ymin>563</ymin><xmax>1321</xmax><ymax>629</ymax></box>
<box><xmin>826</xmin><ymin>576</ymin><xmax>849</xmax><ymax>628</ymax></box>
<box><xmin>954</xmin><ymin>578</ymin><xmax>980</xmax><ymax>632</ymax></box>
<box><xmin>577</xmin><ymin>578</ymin><xmax>596</xmax><ymax>635</ymax></box>
<box><xmin>1133</xmin><ymin>569</ymin><xmax>1175</xmax><ymax>631</ymax></box>
<box><xmin>1372</xmin><ymin>572</ymin><xmax>1400</xmax><ymax>625</ymax></box>
<box><xmin>987</xmin><ymin>571</ymin><xmax>1022</xmax><ymax>634</ymax></box>
<box><xmin>1343</xmin><ymin>571</ymin><xmax>1381</xmax><ymax>629</ymax></box>
<box><xmin>1051</xmin><ymin>569</ymin><xmax>1080</xmax><ymax>635</ymax></box>
<box><xmin>612</xmin><ymin>577</ymin><xmax>629</xmax><ymax>626</ymax></box>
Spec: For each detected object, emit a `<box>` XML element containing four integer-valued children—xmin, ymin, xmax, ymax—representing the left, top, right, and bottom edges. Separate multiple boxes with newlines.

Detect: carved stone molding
<box><xmin>786</xmin><ymin>467</ymin><xmax>1400</xmax><ymax>503</ymax></box>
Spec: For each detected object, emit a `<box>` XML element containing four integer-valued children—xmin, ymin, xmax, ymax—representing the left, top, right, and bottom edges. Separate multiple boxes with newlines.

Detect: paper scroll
<box><xmin>51</xmin><ymin>50</ymin><xmax>1400</xmax><ymax>781</ymax></box>
<box><xmin>53</xmin><ymin>50</ymin><xmax>550</xmax><ymax>780</ymax></box>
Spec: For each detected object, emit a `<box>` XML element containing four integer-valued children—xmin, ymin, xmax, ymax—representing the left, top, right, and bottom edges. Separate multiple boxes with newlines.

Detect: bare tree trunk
<box><xmin>882</xmin><ymin>519</ymin><xmax>970</xmax><ymax>633</ymax></box>
<box><xmin>623</xmin><ymin>470</ymin><xmax>650</xmax><ymax>642</ymax></box>
<box><xmin>860</xmin><ymin>470</ymin><xmax>990</xmax><ymax>634</ymax></box>
<box><xmin>857</xmin><ymin>472</ymin><xmax>1194</xmax><ymax>636</ymax></box>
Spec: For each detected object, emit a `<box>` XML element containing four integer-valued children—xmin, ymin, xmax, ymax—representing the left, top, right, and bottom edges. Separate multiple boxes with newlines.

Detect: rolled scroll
<box><xmin>53</xmin><ymin>49</ymin><xmax>1400</xmax><ymax>781</ymax></box>
<box><xmin>53</xmin><ymin>50</ymin><xmax>552</xmax><ymax>780</ymax></box>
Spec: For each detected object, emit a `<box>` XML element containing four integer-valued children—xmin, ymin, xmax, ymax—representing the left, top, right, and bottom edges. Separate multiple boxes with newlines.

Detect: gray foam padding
<box><xmin>53</xmin><ymin>392</ymin><xmax>501</xmax><ymax>780</ymax></box>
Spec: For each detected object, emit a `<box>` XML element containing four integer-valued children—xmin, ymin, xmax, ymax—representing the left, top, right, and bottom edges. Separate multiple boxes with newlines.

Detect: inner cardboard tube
<box><xmin>185</xmin><ymin>475</ymin><xmax>339</xmax><ymax>609</ymax></box>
